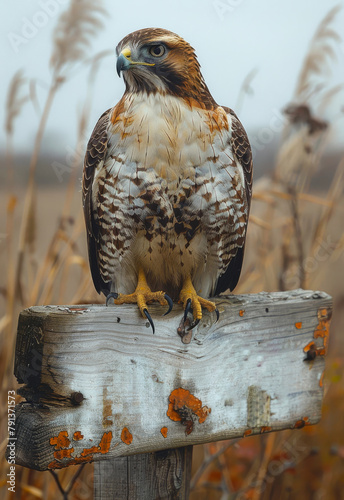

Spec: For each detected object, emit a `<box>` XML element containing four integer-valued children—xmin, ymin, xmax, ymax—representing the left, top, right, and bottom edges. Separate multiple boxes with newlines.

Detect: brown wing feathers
<box><xmin>223</xmin><ymin>106</ymin><xmax>253</xmax><ymax>210</ymax></box>
<box><xmin>214</xmin><ymin>107</ymin><xmax>253</xmax><ymax>295</ymax></box>
<box><xmin>82</xmin><ymin>108</ymin><xmax>111</xmax><ymax>295</ymax></box>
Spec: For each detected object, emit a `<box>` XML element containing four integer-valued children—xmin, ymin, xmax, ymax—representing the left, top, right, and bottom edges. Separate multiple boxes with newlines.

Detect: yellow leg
<box><xmin>108</xmin><ymin>269</ymin><xmax>173</xmax><ymax>333</ymax></box>
<box><xmin>178</xmin><ymin>275</ymin><xmax>219</xmax><ymax>326</ymax></box>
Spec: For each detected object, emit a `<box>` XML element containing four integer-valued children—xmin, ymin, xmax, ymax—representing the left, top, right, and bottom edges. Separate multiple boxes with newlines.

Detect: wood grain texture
<box><xmin>94</xmin><ymin>447</ymin><xmax>192</xmax><ymax>500</ymax></box>
<box><xmin>12</xmin><ymin>290</ymin><xmax>332</xmax><ymax>471</ymax></box>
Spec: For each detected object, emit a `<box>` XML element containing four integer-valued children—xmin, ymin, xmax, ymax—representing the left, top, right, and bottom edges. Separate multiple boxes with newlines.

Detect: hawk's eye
<box><xmin>149</xmin><ymin>45</ymin><xmax>166</xmax><ymax>57</ymax></box>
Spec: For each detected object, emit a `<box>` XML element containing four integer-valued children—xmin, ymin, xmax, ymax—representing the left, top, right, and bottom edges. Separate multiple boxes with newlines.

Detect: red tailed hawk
<box><xmin>83</xmin><ymin>28</ymin><xmax>252</xmax><ymax>333</ymax></box>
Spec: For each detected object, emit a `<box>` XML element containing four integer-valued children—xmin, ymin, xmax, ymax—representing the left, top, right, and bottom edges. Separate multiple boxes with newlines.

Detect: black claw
<box><xmin>106</xmin><ymin>292</ymin><xmax>118</xmax><ymax>306</ymax></box>
<box><xmin>163</xmin><ymin>294</ymin><xmax>174</xmax><ymax>316</ymax></box>
<box><xmin>215</xmin><ymin>308</ymin><xmax>220</xmax><ymax>322</ymax></box>
<box><xmin>184</xmin><ymin>298</ymin><xmax>192</xmax><ymax>322</ymax></box>
<box><xmin>143</xmin><ymin>308</ymin><xmax>155</xmax><ymax>334</ymax></box>
<box><xmin>187</xmin><ymin>318</ymin><xmax>200</xmax><ymax>331</ymax></box>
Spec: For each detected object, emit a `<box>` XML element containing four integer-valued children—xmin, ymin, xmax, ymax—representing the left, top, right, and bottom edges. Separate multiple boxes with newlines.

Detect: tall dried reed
<box><xmin>1</xmin><ymin>1</ymin><xmax>107</xmax><ymax>498</ymax></box>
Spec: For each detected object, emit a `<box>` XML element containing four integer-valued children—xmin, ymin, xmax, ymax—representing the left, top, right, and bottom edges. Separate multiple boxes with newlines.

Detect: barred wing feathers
<box><xmin>214</xmin><ymin>107</ymin><xmax>253</xmax><ymax>295</ymax></box>
<box><xmin>82</xmin><ymin>108</ymin><xmax>112</xmax><ymax>295</ymax></box>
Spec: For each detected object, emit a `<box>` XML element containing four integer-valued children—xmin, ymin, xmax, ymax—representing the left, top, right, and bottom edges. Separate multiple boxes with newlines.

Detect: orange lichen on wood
<box><xmin>243</xmin><ymin>430</ymin><xmax>252</xmax><ymax>437</ymax></box>
<box><xmin>314</xmin><ymin>308</ymin><xmax>331</xmax><ymax>355</ymax></box>
<box><xmin>303</xmin><ymin>308</ymin><xmax>331</xmax><ymax>360</ymax></box>
<box><xmin>315</xmin><ymin>309</ymin><xmax>332</xmax><ymax>337</ymax></box>
<box><xmin>304</xmin><ymin>341</ymin><xmax>317</xmax><ymax>361</ymax></box>
<box><xmin>73</xmin><ymin>431</ymin><xmax>83</xmax><ymax>441</ymax></box>
<box><xmin>293</xmin><ymin>417</ymin><xmax>311</xmax><ymax>429</ymax></box>
<box><xmin>167</xmin><ymin>388</ymin><xmax>211</xmax><ymax>424</ymax></box>
<box><xmin>99</xmin><ymin>432</ymin><xmax>112</xmax><ymax>453</ymax></box>
<box><xmin>303</xmin><ymin>341</ymin><xmax>316</xmax><ymax>353</ymax></box>
<box><xmin>303</xmin><ymin>340</ymin><xmax>325</xmax><ymax>359</ymax></box>
<box><xmin>80</xmin><ymin>444</ymin><xmax>101</xmax><ymax>456</ymax></box>
<box><xmin>50</xmin><ymin>431</ymin><xmax>71</xmax><ymax>449</ymax></box>
<box><xmin>121</xmin><ymin>427</ymin><xmax>133</xmax><ymax>445</ymax></box>
<box><xmin>167</xmin><ymin>388</ymin><xmax>211</xmax><ymax>435</ymax></box>
<box><xmin>54</xmin><ymin>448</ymin><xmax>74</xmax><ymax>460</ymax></box>
<box><xmin>160</xmin><ymin>427</ymin><xmax>168</xmax><ymax>438</ymax></box>
<box><xmin>81</xmin><ymin>432</ymin><xmax>113</xmax><ymax>456</ymax></box>
<box><xmin>295</xmin><ymin>322</ymin><xmax>302</xmax><ymax>329</ymax></box>
<box><xmin>319</xmin><ymin>371</ymin><xmax>325</xmax><ymax>388</ymax></box>
<box><xmin>260</xmin><ymin>426</ymin><xmax>272</xmax><ymax>433</ymax></box>
<box><xmin>48</xmin><ymin>431</ymin><xmax>113</xmax><ymax>469</ymax></box>
<box><xmin>239</xmin><ymin>310</ymin><xmax>245</xmax><ymax>317</ymax></box>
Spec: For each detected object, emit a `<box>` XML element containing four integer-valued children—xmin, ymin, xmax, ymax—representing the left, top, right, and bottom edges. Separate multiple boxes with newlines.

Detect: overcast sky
<box><xmin>1</xmin><ymin>0</ymin><xmax>343</xmax><ymax>157</ymax></box>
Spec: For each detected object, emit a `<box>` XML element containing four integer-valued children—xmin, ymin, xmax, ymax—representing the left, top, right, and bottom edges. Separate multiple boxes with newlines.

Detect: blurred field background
<box><xmin>1</xmin><ymin>1</ymin><xmax>344</xmax><ymax>498</ymax></box>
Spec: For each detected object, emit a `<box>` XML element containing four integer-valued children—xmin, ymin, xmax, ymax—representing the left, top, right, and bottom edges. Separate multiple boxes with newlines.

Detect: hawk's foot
<box><xmin>106</xmin><ymin>269</ymin><xmax>173</xmax><ymax>334</ymax></box>
<box><xmin>179</xmin><ymin>276</ymin><xmax>219</xmax><ymax>330</ymax></box>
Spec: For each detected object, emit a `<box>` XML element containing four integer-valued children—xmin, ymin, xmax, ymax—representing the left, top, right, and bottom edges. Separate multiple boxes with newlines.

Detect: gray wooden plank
<box><xmin>11</xmin><ymin>290</ymin><xmax>332</xmax><ymax>470</ymax></box>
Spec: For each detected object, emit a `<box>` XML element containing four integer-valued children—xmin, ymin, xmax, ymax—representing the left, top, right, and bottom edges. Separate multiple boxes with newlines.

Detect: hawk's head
<box><xmin>116</xmin><ymin>28</ymin><xmax>216</xmax><ymax>108</ymax></box>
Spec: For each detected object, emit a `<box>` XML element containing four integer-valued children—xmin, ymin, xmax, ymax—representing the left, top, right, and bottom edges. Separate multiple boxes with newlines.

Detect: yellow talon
<box><xmin>111</xmin><ymin>269</ymin><xmax>173</xmax><ymax>333</ymax></box>
<box><xmin>114</xmin><ymin>269</ymin><xmax>167</xmax><ymax>315</ymax></box>
<box><xmin>178</xmin><ymin>275</ymin><xmax>218</xmax><ymax>324</ymax></box>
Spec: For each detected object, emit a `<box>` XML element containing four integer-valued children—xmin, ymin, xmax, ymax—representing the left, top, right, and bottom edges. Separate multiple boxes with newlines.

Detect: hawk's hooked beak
<box><xmin>116</xmin><ymin>47</ymin><xmax>155</xmax><ymax>77</ymax></box>
<box><xmin>116</xmin><ymin>48</ymin><xmax>132</xmax><ymax>77</ymax></box>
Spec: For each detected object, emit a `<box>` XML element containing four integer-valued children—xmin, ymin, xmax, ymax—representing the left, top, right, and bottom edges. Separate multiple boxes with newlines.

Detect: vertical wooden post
<box><xmin>94</xmin><ymin>446</ymin><xmax>193</xmax><ymax>499</ymax></box>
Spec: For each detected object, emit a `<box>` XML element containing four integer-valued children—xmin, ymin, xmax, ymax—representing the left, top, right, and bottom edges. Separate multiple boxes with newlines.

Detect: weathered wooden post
<box><xmin>11</xmin><ymin>290</ymin><xmax>331</xmax><ymax>499</ymax></box>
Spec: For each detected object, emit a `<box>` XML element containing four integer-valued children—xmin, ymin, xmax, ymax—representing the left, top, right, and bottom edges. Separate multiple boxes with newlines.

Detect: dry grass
<box><xmin>50</xmin><ymin>0</ymin><xmax>106</xmax><ymax>76</ymax></box>
<box><xmin>294</xmin><ymin>5</ymin><xmax>341</xmax><ymax>101</ymax></box>
<box><xmin>1</xmin><ymin>3</ymin><xmax>344</xmax><ymax>499</ymax></box>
